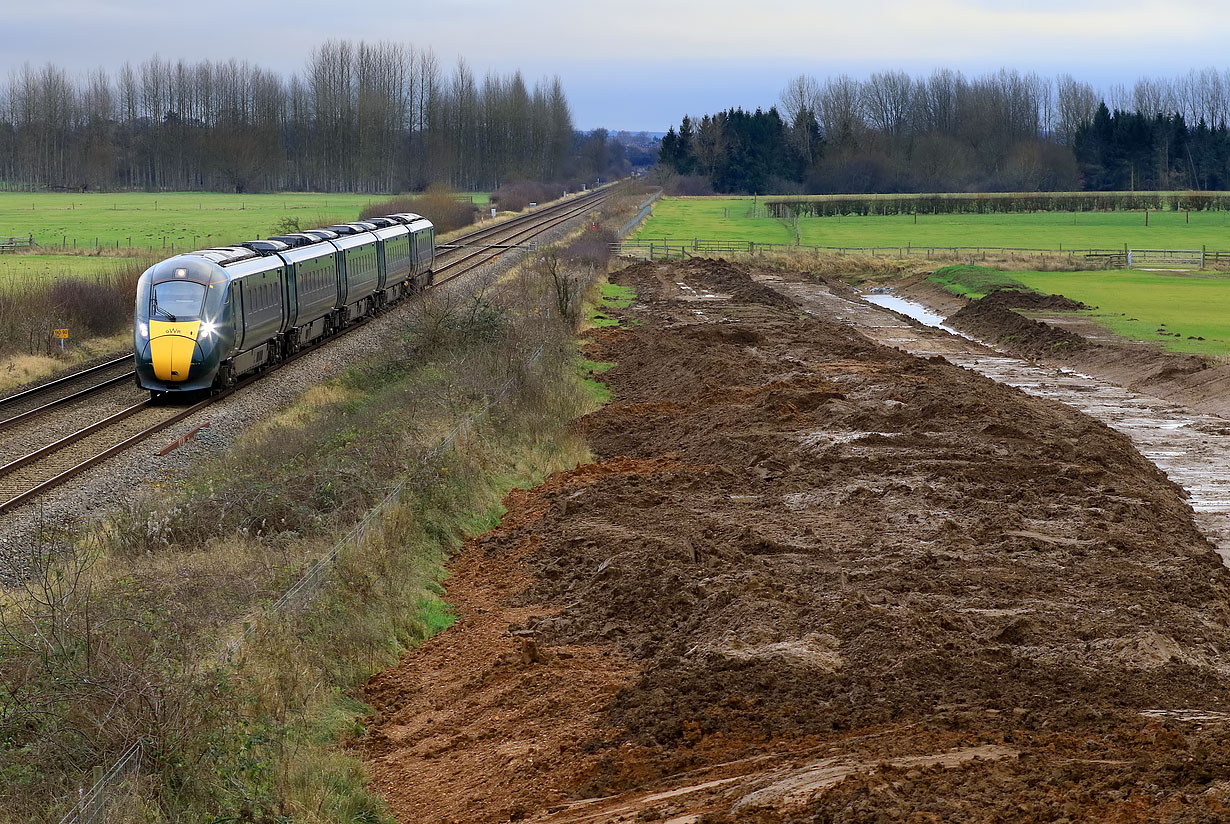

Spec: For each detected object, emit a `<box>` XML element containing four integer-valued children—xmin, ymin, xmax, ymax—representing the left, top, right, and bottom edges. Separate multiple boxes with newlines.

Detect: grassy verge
<box><xmin>589</xmin><ymin>282</ymin><xmax>635</xmax><ymax>329</ymax></box>
<box><xmin>0</xmin><ymin>195</ymin><xmax>632</xmax><ymax>824</ymax></box>
<box><xmin>927</xmin><ymin>265</ymin><xmax>1029</xmax><ymax>299</ymax></box>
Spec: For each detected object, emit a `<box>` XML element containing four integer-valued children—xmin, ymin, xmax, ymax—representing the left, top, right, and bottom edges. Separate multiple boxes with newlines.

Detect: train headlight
<box><xmin>199</xmin><ymin>321</ymin><xmax>217</xmax><ymax>338</ymax></box>
<box><xmin>138</xmin><ymin>321</ymin><xmax>148</xmax><ymax>338</ymax></box>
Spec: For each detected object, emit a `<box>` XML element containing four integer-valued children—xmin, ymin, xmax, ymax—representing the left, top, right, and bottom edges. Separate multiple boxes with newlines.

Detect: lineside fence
<box><xmin>617</xmin><ymin>189</ymin><xmax>663</xmax><ymax>239</ymax></box>
<box><xmin>58</xmin><ymin>344</ymin><xmax>546</xmax><ymax>822</ymax></box>
<box><xmin>56</xmin><ymin>741</ymin><xmax>143</xmax><ymax>824</ymax></box>
<box><xmin>614</xmin><ymin>238</ymin><xmax>1230</xmax><ymax>269</ymax></box>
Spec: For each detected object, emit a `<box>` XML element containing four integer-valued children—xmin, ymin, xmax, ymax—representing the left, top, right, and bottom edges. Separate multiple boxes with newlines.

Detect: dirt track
<box><xmin>361</xmin><ymin>259</ymin><xmax>1230</xmax><ymax>822</ymax></box>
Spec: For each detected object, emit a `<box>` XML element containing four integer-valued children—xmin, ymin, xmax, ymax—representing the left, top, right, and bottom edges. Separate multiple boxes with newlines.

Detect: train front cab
<box><xmin>134</xmin><ymin>257</ymin><xmax>234</xmax><ymax>394</ymax></box>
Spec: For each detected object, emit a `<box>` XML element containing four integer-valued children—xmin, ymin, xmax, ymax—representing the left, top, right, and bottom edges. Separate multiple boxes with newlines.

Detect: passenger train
<box><xmin>134</xmin><ymin>213</ymin><xmax>435</xmax><ymax>396</ymax></box>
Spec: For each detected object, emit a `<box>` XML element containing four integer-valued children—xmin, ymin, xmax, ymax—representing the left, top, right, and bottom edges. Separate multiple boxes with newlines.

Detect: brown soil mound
<box><xmin>950</xmin><ymin>297</ymin><xmax>1088</xmax><ymax>359</ymax></box>
<box><xmin>982</xmin><ymin>287</ymin><xmax>1089</xmax><ymax>312</ymax></box>
<box><xmin>361</xmin><ymin>259</ymin><xmax>1230</xmax><ymax>823</ymax></box>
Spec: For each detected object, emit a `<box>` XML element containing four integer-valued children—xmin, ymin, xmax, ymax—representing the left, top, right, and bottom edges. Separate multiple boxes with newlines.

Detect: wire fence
<box><xmin>617</xmin><ymin>190</ymin><xmax>662</xmax><ymax>239</ymax></box>
<box><xmin>613</xmin><ymin>238</ymin><xmax>1230</xmax><ymax>268</ymax></box>
<box><xmin>56</xmin><ymin>740</ymin><xmax>143</xmax><ymax>824</ymax></box>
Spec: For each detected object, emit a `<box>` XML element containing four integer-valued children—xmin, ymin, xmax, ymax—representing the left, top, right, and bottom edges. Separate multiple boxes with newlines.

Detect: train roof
<box><xmin>300</xmin><ymin>229</ymin><xmax>339</xmax><ymax>240</ymax></box>
<box><xmin>326</xmin><ymin>224</ymin><xmax>359</xmax><ymax>235</ymax></box>
<box><xmin>268</xmin><ymin>234</ymin><xmax>317</xmax><ymax>249</ymax></box>
<box><xmin>387</xmin><ymin>213</ymin><xmax>434</xmax><ymax>230</ymax></box>
<box><xmin>238</xmin><ymin>240</ymin><xmax>290</xmax><ymax>255</ymax></box>
<box><xmin>373</xmin><ymin>223</ymin><xmax>410</xmax><ymax>241</ymax></box>
<box><xmin>332</xmin><ymin>232</ymin><xmax>379</xmax><ymax>251</ymax></box>
<box><xmin>189</xmin><ymin>247</ymin><xmax>258</xmax><ymax>265</ymax></box>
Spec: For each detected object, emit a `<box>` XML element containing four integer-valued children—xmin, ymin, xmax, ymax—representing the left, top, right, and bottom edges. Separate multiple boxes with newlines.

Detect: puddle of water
<box><xmin>863</xmin><ymin>294</ymin><xmax>948</xmax><ymax>327</ymax></box>
<box><xmin>862</xmin><ymin>293</ymin><xmax>970</xmax><ymax>338</ymax></box>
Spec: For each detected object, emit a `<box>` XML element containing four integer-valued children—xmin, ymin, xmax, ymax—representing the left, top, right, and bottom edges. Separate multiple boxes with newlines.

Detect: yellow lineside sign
<box><xmin>52</xmin><ymin>329</ymin><xmax>69</xmax><ymax>339</ymax></box>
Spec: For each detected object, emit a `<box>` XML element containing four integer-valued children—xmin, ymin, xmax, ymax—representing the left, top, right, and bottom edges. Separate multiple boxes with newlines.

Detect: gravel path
<box><xmin>0</xmin><ymin>217</ymin><xmax>586</xmax><ymax>582</ymax></box>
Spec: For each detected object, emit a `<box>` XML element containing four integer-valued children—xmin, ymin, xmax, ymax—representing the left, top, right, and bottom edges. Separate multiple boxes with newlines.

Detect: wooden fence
<box><xmin>0</xmin><ymin>235</ymin><xmax>34</xmax><ymax>253</ymax></box>
<box><xmin>614</xmin><ymin>238</ymin><xmax>1139</xmax><ymax>267</ymax></box>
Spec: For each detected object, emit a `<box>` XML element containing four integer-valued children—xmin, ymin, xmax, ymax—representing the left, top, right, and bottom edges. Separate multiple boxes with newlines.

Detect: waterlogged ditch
<box><xmin>781</xmin><ymin>278</ymin><xmax>1230</xmax><ymax>566</ymax></box>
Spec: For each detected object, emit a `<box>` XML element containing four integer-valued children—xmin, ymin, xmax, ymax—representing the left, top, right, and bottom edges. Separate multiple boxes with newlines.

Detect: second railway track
<box><xmin>0</xmin><ymin>185</ymin><xmax>615</xmax><ymax>515</ymax></box>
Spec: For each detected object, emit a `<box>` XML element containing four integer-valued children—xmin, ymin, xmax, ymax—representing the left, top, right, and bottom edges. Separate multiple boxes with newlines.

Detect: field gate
<box><xmin>1127</xmin><ymin>248</ymin><xmax>1204</xmax><ymax>269</ymax></box>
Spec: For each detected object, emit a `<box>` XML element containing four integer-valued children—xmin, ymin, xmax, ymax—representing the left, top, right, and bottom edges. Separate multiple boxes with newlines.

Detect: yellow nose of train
<box><xmin>148</xmin><ymin>320</ymin><xmax>201</xmax><ymax>381</ymax></box>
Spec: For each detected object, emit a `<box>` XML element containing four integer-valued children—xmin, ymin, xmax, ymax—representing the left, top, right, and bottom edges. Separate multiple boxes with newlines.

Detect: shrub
<box><xmin>490</xmin><ymin>181</ymin><xmax>573</xmax><ymax>213</ymax></box>
<box><xmin>0</xmin><ymin>257</ymin><xmax>148</xmax><ymax>356</ymax></box>
<box><xmin>562</xmin><ymin>226</ymin><xmax>616</xmax><ymax>270</ymax></box>
<box><xmin>663</xmin><ymin>174</ymin><xmax>715</xmax><ymax>196</ymax></box>
<box><xmin>49</xmin><ymin>279</ymin><xmax>131</xmax><ymax>337</ymax></box>
<box><xmin>359</xmin><ymin>186</ymin><xmax>477</xmax><ymax>234</ymax></box>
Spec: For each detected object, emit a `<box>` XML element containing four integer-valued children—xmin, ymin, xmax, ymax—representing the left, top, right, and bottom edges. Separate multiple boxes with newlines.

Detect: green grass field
<box><xmin>0</xmin><ymin>254</ymin><xmax>151</xmax><ymax>286</ymax></box>
<box><xmin>636</xmin><ymin>196</ymin><xmax>1230</xmax><ymax>251</ymax></box>
<box><xmin>931</xmin><ymin>265</ymin><xmax>1230</xmax><ymax>357</ymax></box>
<box><xmin>0</xmin><ymin>191</ymin><xmax>490</xmax><ymax>286</ymax></box>
<box><xmin>0</xmin><ymin>191</ymin><xmax>490</xmax><ymax>252</ymax></box>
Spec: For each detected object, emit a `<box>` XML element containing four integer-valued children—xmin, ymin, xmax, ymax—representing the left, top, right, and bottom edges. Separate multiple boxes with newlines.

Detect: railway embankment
<box><xmin>360</xmin><ymin>258</ymin><xmax>1230</xmax><ymax>822</ymax></box>
<box><xmin>0</xmin><ymin>193</ymin><xmax>638</xmax><ymax>821</ymax></box>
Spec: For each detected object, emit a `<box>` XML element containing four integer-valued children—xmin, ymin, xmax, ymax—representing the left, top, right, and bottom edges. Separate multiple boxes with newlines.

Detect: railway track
<box><xmin>0</xmin><ymin>185</ymin><xmax>614</xmax><ymax>515</ymax></box>
<box><xmin>0</xmin><ymin>355</ymin><xmax>136</xmax><ymax>430</ymax></box>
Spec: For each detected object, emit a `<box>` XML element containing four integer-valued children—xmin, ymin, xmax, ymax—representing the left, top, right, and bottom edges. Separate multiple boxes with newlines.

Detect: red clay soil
<box><xmin>359</xmin><ymin>258</ymin><xmax>1230</xmax><ymax>823</ymax></box>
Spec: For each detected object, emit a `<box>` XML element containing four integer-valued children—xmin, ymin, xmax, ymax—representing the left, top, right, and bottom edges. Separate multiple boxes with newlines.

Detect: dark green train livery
<box><xmin>134</xmin><ymin>214</ymin><xmax>434</xmax><ymax>395</ymax></box>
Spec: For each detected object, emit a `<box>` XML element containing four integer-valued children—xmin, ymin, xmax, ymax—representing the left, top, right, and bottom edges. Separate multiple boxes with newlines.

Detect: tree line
<box><xmin>658</xmin><ymin>67</ymin><xmax>1230</xmax><ymax>194</ymax></box>
<box><xmin>0</xmin><ymin>40</ymin><xmax>619</xmax><ymax>193</ymax></box>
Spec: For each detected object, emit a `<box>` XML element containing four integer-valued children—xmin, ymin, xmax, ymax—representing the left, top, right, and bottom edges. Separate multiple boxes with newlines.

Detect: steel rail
<box><xmin>0</xmin><ymin>185</ymin><xmax>617</xmax><ymax>516</ymax></box>
<box><xmin>0</xmin><ymin>400</ymin><xmax>151</xmax><ymax>480</ymax></box>
<box><xmin>433</xmin><ymin>194</ymin><xmax>610</xmax><ymax>284</ymax></box>
<box><xmin>0</xmin><ymin>354</ymin><xmax>134</xmax><ymax>412</ymax></box>
<box><xmin>0</xmin><ymin>372</ymin><xmax>135</xmax><ymax>432</ymax></box>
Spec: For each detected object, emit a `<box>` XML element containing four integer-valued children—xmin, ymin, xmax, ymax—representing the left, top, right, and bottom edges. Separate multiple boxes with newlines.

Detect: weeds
<box><xmin>490</xmin><ymin>181</ymin><xmax>575</xmax><ymax>213</ymax></box>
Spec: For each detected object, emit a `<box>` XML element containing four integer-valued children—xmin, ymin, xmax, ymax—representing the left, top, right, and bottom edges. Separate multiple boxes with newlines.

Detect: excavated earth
<box><xmin>360</xmin><ymin>258</ymin><xmax>1230</xmax><ymax>823</ymax></box>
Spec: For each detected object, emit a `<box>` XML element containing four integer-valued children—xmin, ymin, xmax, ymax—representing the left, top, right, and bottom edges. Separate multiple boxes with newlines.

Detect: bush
<box><xmin>490</xmin><ymin>181</ymin><xmax>575</xmax><ymax>213</ymax></box>
<box><xmin>0</xmin><ymin>257</ymin><xmax>148</xmax><ymax>356</ymax></box>
<box><xmin>359</xmin><ymin>185</ymin><xmax>477</xmax><ymax>234</ymax></box>
<box><xmin>49</xmin><ymin>279</ymin><xmax>131</xmax><ymax>337</ymax></box>
<box><xmin>562</xmin><ymin>226</ymin><xmax>616</xmax><ymax>270</ymax></box>
<box><xmin>663</xmin><ymin>174</ymin><xmax>715</xmax><ymax>196</ymax></box>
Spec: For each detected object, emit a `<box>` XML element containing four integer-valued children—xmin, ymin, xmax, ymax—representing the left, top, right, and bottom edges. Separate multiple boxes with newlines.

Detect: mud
<box><xmin>979</xmin><ymin>288</ymin><xmax>1089</xmax><ymax>312</ymax></box>
<box><xmin>910</xmin><ymin>280</ymin><xmax>1228</xmax><ymax>420</ymax></box>
<box><xmin>949</xmin><ymin>297</ymin><xmax>1089</xmax><ymax>359</ymax></box>
<box><xmin>361</xmin><ymin>258</ymin><xmax>1230</xmax><ymax>823</ymax></box>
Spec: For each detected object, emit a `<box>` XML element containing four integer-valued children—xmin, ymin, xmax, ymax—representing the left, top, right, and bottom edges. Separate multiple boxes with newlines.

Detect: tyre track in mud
<box><xmin>771</xmin><ymin>274</ymin><xmax>1230</xmax><ymax>569</ymax></box>
<box><xmin>361</xmin><ymin>258</ymin><xmax>1230</xmax><ymax>823</ymax></box>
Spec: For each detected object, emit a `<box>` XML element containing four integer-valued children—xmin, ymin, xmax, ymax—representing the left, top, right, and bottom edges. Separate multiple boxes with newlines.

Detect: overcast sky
<box><xmin>3</xmin><ymin>0</ymin><xmax>1228</xmax><ymax>131</ymax></box>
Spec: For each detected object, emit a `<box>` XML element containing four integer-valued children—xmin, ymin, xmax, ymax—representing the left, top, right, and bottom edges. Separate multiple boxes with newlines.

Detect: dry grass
<box><xmin>0</xmin><ymin>332</ymin><xmax>131</xmax><ymax>392</ymax></box>
<box><xmin>360</xmin><ymin>186</ymin><xmax>477</xmax><ymax>234</ymax></box>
